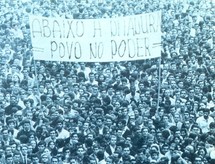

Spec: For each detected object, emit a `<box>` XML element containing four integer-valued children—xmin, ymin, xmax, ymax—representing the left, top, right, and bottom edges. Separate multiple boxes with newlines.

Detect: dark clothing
<box><xmin>17</xmin><ymin>129</ymin><xmax>36</xmax><ymax>143</ymax></box>
<box><xmin>5</xmin><ymin>104</ymin><xmax>22</xmax><ymax>116</ymax></box>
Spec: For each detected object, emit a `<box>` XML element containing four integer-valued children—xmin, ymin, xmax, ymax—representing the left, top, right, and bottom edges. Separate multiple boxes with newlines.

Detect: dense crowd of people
<box><xmin>0</xmin><ymin>0</ymin><xmax>215</xmax><ymax>163</ymax></box>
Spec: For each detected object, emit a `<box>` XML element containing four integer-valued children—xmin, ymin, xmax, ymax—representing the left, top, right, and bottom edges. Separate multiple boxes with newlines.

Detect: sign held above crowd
<box><xmin>29</xmin><ymin>11</ymin><xmax>161</xmax><ymax>62</ymax></box>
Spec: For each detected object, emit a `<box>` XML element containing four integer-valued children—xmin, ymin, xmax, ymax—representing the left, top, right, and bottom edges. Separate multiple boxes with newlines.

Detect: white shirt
<box><xmin>196</xmin><ymin>116</ymin><xmax>214</xmax><ymax>133</ymax></box>
<box><xmin>57</xmin><ymin>129</ymin><xmax>70</xmax><ymax>139</ymax></box>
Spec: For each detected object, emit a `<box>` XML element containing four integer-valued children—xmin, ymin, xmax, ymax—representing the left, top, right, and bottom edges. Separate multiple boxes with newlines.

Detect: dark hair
<box><xmin>5</xmin><ymin>154</ymin><xmax>13</xmax><ymax>159</ymax></box>
<box><xmin>37</xmin><ymin>140</ymin><xmax>46</xmax><ymax>146</ymax></box>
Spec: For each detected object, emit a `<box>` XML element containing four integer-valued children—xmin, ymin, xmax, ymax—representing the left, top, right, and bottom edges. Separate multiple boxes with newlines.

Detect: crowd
<box><xmin>0</xmin><ymin>0</ymin><xmax>215</xmax><ymax>163</ymax></box>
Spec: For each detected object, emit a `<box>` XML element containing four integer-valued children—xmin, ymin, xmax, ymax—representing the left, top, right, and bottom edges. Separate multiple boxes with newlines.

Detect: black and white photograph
<box><xmin>0</xmin><ymin>0</ymin><xmax>215</xmax><ymax>163</ymax></box>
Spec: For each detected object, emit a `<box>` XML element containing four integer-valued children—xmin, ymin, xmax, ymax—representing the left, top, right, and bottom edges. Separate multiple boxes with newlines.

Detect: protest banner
<box><xmin>29</xmin><ymin>11</ymin><xmax>161</xmax><ymax>62</ymax></box>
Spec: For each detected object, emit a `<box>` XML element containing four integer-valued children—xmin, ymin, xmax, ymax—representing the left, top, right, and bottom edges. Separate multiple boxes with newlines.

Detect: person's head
<box><xmin>79</xmin><ymin>62</ymin><xmax>85</xmax><ymax>69</ymax></box>
<box><xmin>21</xmin><ymin>144</ymin><xmax>28</xmax><ymax>155</ymax></box>
<box><xmin>203</xmin><ymin>108</ymin><xmax>210</xmax><ymax>119</ymax></box>
<box><xmin>22</xmin><ymin>119</ymin><xmax>31</xmax><ymax>131</ymax></box>
<box><xmin>105</xmin><ymin>117</ymin><xmax>113</xmax><ymax>126</ymax></box>
<box><xmin>105</xmin><ymin>157</ymin><xmax>113</xmax><ymax>164</ymax></box>
<box><xmin>56</xmin><ymin>120</ymin><xmax>63</xmax><ymax>131</ymax></box>
<box><xmin>117</xmin><ymin>119</ymin><xmax>126</xmax><ymax>129</ymax></box>
<box><xmin>10</xmin><ymin>142</ymin><xmax>17</xmax><ymax>153</ymax></box>
<box><xmin>158</xmin><ymin>108</ymin><xmax>164</xmax><ymax>117</ymax></box>
<box><xmin>83</xmin><ymin>121</ymin><xmax>90</xmax><ymax>130</ymax></box>
<box><xmin>193</xmin><ymin>156</ymin><xmax>203</xmax><ymax>164</ymax></box>
<box><xmin>159</xmin><ymin>156</ymin><xmax>169</xmax><ymax>164</ymax></box>
<box><xmin>110</xmin><ymin>135</ymin><xmax>117</xmax><ymax>146</ymax></box>
<box><xmin>122</xmin><ymin>107</ymin><xmax>128</xmax><ymax>117</ymax></box>
<box><xmin>96</xmin><ymin>117</ymin><xmax>103</xmax><ymax>127</ymax></box>
<box><xmin>164</xmin><ymin>89</ymin><xmax>171</xmax><ymax>97</ymax></box>
<box><xmin>191</xmin><ymin>125</ymin><xmax>201</xmax><ymax>135</ymax></box>
<box><xmin>161</xmin><ymin>144</ymin><xmax>169</xmax><ymax>155</ymax></box>
<box><xmin>147</xmin><ymin>134</ymin><xmax>155</xmax><ymax>146</ymax></box>
<box><xmin>13</xmin><ymin>151</ymin><xmax>22</xmax><ymax>163</ymax></box>
<box><xmin>96</xmin><ymin>150</ymin><xmax>105</xmax><ymax>161</ymax></box>
<box><xmin>70</xmin><ymin>132</ymin><xmax>79</xmax><ymax>143</ymax></box>
<box><xmin>170</xmin><ymin>80</ymin><xmax>177</xmax><ymax>88</ymax></box>
<box><xmin>5</xmin><ymin>145</ymin><xmax>13</xmax><ymax>155</ymax></box>
<box><xmin>37</xmin><ymin>141</ymin><xmax>46</xmax><ymax>153</ymax></box>
<box><xmin>26</xmin><ymin>112</ymin><xmax>33</xmax><ymax>120</ymax></box>
<box><xmin>114</xmin><ymin>101</ymin><xmax>121</xmax><ymax>108</ymax></box>
<box><xmin>174</xmin><ymin>113</ymin><xmax>181</xmax><ymax>123</ymax></box>
<box><xmin>98</xmin><ymin>74</ymin><xmax>105</xmax><ymax>82</ymax></box>
<box><xmin>184</xmin><ymin>111</ymin><xmax>190</xmax><ymax>120</ymax></box>
<box><xmin>162</xmin><ymin>114</ymin><xmax>169</xmax><ymax>124</ymax></box>
<box><xmin>40</xmin><ymin>153</ymin><xmax>49</xmax><ymax>163</ymax></box>
<box><xmin>107</xmin><ymin>86</ymin><xmax>114</xmax><ymax>96</ymax></box>
<box><xmin>76</xmin><ymin>146</ymin><xmax>85</xmax><ymax>157</ymax></box>
<box><xmin>184</xmin><ymin>145</ymin><xmax>194</xmax><ymax>154</ymax></box>
<box><xmin>69</xmin><ymin>156</ymin><xmax>78</xmax><ymax>164</ymax></box>
<box><xmin>89</xmin><ymin>72</ymin><xmax>95</xmax><ymax>80</ymax></box>
<box><xmin>180</xmin><ymin>89</ymin><xmax>187</xmax><ymax>98</ymax></box>
<box><xmin>43</xmin><ymin>148</ymin><xmax>50</xmax><ymax>155</ymax></box>
<box><xmin>197</xmin><ymin>147</ymin><xmax>207</xmax><ymax>158</ymax></box>
<box><xmin>194</xmin><ymin>85</ymin><xmax>201</xmax><ymax>93</ymax></box>
<box><xmin>156</xmin><ymin>130</ymin><xmax>164</xmax><ymax>142</ymax></box>
<box><xmin>10</xmin><ymin>95</ymin><xmax>18</xmax><ymax>104</ymax></box>
<box><xmin>48</xmin><ymin>141</ymin><xmax>56</xmax><ymax>150</ymax></box>
<box><xmin>123</xmin><ymin>145</ymin><xmax>130</xmax><ymax>156</ymax></box>
<box><xmin>209</xmin><ymin>65</ymin><xmax>215</xmax><ymax>73</ymax></box>
<box><xmin>87</xmin><ymin>133</ymin><xmax>94</xmax><ymax>140</ymax></box>
<box><xmin>2</xmin><ymin>127</ymin><xmax>9</xmax><ymax>139</ymax></box>
<box><xmin>5</xmin><ymin>154</ymin><xmax>13</xmax><ymax>164</ymax></box>
<box><xmin>27</xmin><ymin>144</ymin><xmax>33</xmax><ymax>154</ymax></box>
<box><xmin>49</xmin><ymin>128</ymin><xmax>57</xmax><ymax>139</ymax></box>
<box><xmin>150</xmin><ymin>150</ymin><xmax>159</xmax><ymax>160</ymax></box>
<box><xmin>29</xmin><ymin>139</ymin><xmax>37</xmax><ymax>149</ymax></box>
<box><xmin>51</xmin><ymin>156</ymin><xmax>59</xmax><ymax>164</ymax></box>
<box><xmin>91</xmin><ymin>85</ymin><xmax>99</xmax><ymax>96</ymax></box>
<box><xmin>142</xmin><ymin>127</ymin><xmax>149</xmax><ymax>136</ymax></box>
<box><xmin>12</xmin><ymin>74</ymin><xmax>20</xmax><ymax>83</ymax></box>
<box><xmin>169</xmin><ymin>142</ymin><xmax>176</xmax><ymax>153</ymax></box>
<box><xmin>138</xmin><ymin>82</ymin><xmax>145</xmax><ymax>91</ymax></box>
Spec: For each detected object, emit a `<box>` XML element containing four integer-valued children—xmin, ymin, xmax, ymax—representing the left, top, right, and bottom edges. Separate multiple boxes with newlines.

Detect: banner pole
<box><xmin>32</xmin><ymin>57</ymin><xmax>41</xmax><ymax>108</ymax></box>
<box><xmin>157</xmin><ymin>57</ymin><xmax>162</xmax><ymax>111</ymax></box>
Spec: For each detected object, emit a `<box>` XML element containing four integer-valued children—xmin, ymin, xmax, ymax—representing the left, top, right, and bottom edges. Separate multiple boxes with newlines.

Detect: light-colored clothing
<box><xmin>196</xmin><ymin>116</ymin><xmax>214</xmax><ymax>133</ymax></box>
<box><xmin>57</xmin><ymin>129</ymin><xmax>70</xmax><ymax>139</ymax></box>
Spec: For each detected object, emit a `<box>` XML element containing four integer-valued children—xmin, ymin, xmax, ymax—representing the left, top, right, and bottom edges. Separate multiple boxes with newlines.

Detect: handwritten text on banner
<box><xmin>29</xmin><ymin>11</ymin><xmax>161</xmax><ymax>62</ymax></box>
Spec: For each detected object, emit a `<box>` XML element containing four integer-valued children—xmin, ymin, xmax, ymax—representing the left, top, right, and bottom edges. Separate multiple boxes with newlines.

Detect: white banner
<box><xmin>29</xmin><ymin>11</ymin><xmax>161</xmax><ymax>62</ymax></box>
